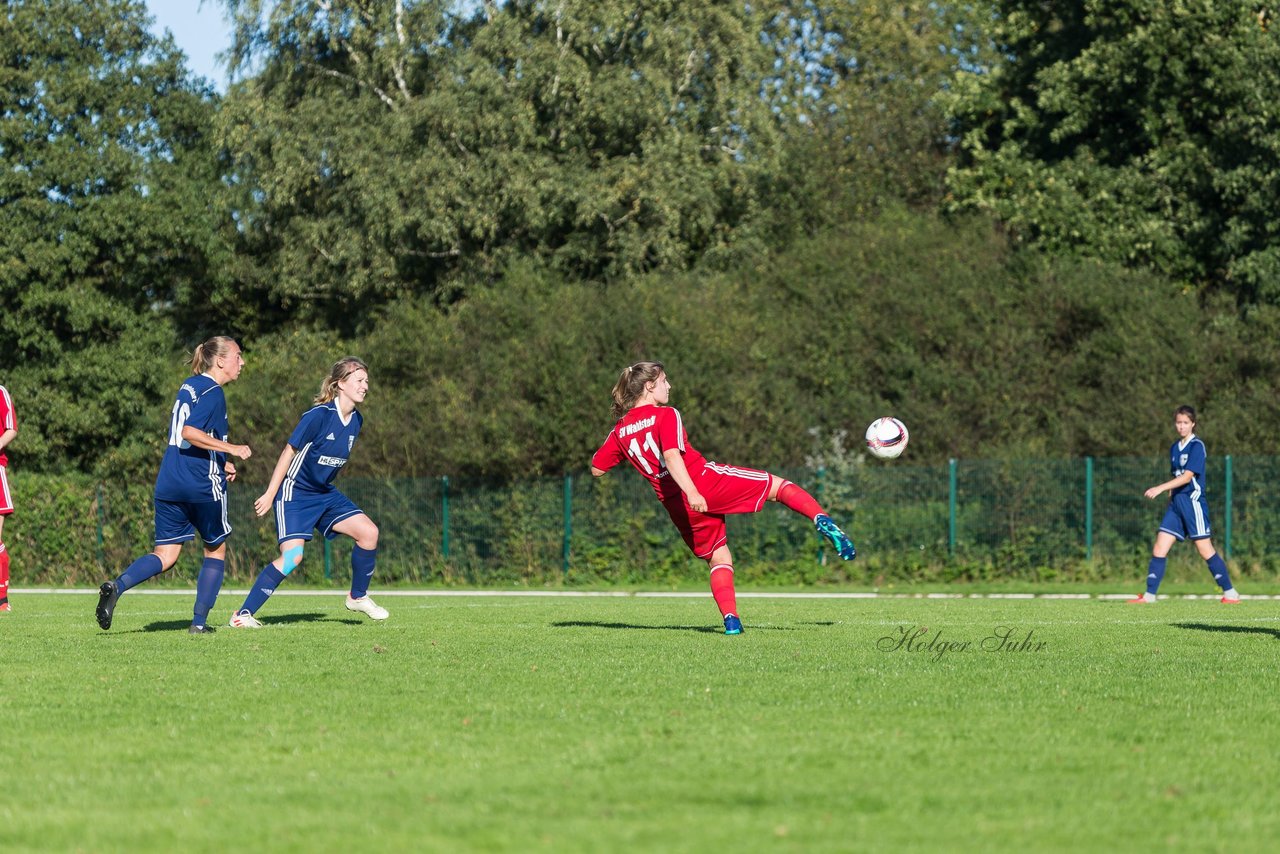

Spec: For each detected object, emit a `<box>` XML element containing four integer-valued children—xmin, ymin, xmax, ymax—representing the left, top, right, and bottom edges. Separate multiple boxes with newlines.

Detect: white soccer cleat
<box><xmin>345</xmin><ymin>595</ymin><xmax>389</xmax><ymax>620</ymax></box>
<box><xmin>345</xmin><ymin>594</ymin><xmax>389</xmax><ymax>622</ymax></box>
<box><xmin>228</xmin><ymin>609</ymin><xmax>264</xmax><ymax>628</ymax></box>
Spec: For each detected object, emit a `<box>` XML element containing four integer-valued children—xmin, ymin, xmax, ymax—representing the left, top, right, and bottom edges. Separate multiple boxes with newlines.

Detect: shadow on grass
<box><xmin>134</xmin><ymin>619</ymin><xmax>201</xmax><ymax>633</ymax></box>
<box><xmin>553</xmin><ymin>620</ymin><xmax>796</xmax><ymax>634</ymax></box>
<box><xmin>1173</xmin><ymin>622</ymin><xmax>1280</xmax><ymax>640</ymax></box>
<box><xmin>264</xmin><ymin>612</ymin><xmax>362</xmax><ymax>627</ymax></box>
<box><xmin>134</xmin><ymin>612</ymin><xmax>360</xmax><ymax>632</ymax></box>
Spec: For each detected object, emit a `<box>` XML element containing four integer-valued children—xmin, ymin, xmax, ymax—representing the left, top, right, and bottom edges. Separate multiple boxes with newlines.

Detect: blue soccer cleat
<box><xmin>814</xmin><ymin>514</ymin><xmax>856</xmax><ymax>560</ymax></box>
<box><xmin>723</xmin><ymin>614</ymin><xmax>743</xmax><ymax>635</ymax></box>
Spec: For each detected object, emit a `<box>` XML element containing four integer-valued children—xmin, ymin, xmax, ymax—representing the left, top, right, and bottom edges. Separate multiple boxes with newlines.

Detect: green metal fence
<box><xmin>22</xmin><ymin>456</ymin><xmax>1279</xmax><ymax>586</ymax></box>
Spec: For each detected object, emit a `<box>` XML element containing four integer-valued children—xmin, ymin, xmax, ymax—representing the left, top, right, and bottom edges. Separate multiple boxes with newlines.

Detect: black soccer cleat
<box><xmin>96</xmin><ymin>581</ymin><xmax>120</xmax><ymax>630</ymax></box>
<box><xmin>188</xmin><ymin>624</ymin><xmax>215</xmax><ymax>634</ymax></box>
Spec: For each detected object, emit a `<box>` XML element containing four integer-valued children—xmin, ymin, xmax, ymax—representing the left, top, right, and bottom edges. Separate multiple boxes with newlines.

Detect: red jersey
<box><xmin>0</xmin><ymin>385</ymin><xmax>14</xmax><ymax>467</ymax></box>
<box><xmin>591</xmin><ymin>404</ymin><xmax>708</xmax><ymax>501</ymax></box>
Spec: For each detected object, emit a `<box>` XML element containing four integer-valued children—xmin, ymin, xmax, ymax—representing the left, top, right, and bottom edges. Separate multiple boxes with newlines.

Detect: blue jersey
<box><xmin>155</xmin><ymin>374</ymin><xmax>229</xmax><ymax>503</ymax></box>
<box><xmin>1169</xmin><ymin>435</ymin><xmax>1206</xmax><ymax>500</ymax></box>
<box><xmin>280</xmin><ymin>402</ymin><xmax>362</xmax><ymax>495</ymax></box>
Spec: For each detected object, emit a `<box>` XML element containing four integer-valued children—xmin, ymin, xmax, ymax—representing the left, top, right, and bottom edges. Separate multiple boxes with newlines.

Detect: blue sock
<box><xmin>116</xmin><ymin>553</ymin><xmax>165</xmax><ymax>594</ymax></box>
<box><xmin>239</xmin><ymin>564</ymin><xmax>286</xmax><ymax>615</ymax></box>
<box><xmin>192</xmin><ymin>558</ymin><xmax>225</xmax><ymax>627</ymax></box>
<box><xmin>1206</xmin><ymin>553</ymin><xmax>1233</xmax><ymax>591</ymax></box>
<box><xmin>1145</xmin><ymin>556</ymin><xmax>1167</xmax><ymax>595</ymax></box>
<box><xmin>350</xmin><ymin>546</ymin><xmax>377</xmax><ymax>599</ymax></box>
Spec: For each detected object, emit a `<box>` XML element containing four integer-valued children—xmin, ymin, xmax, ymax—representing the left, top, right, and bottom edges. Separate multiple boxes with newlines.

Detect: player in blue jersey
<box><xmin>95</xmin><ymin>337</ymin><xmax>253</xmax><ymax>633</ymax></box>
<box><xmin>229</xmin><ymin>357</ymin><xmax>387</xmax><ymax>626</ymax></box>
<box><xmin>1129</xmin><ymin>405</ymin><xmax>1240</xmax><ymax>604</ymax></box>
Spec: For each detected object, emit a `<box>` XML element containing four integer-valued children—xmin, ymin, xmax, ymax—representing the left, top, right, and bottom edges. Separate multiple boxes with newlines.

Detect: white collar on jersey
<box><xmin>332</xmin><ymin>400</ymin><xmax>355</xmax><ymax>427</ymax></box>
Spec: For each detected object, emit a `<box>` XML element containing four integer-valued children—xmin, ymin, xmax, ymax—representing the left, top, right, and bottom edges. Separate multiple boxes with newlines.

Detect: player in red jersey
<box><xmin>591</xmin><ymin>361</ymin><xmax>856</xmax><ymax>634</ymax></box>
<box><xmin>0</xmin><ymin>384</ymin><xmax>17</xmax><ymax>612</ymax></box>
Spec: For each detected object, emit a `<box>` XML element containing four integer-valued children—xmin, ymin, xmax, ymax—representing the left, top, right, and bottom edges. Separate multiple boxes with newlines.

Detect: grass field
<box><xmin>2</xmin><ymin>590</ymin><xmax>1277</xmax><ymax>852</ymax></box>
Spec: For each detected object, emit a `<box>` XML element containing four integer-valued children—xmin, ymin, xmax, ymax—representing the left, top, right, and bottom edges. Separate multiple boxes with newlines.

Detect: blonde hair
<box><xmin>315</xmin><ymin>357</ymin><xmax>369</xmax><ymax>404</ymax></box>
<box><xmin>190</xmin><ymin>336</ymin><xmax>238</xmax><ymax>375</ymax></box>
<box><xmin>610</xmin><ymin>361</ymin><xmax>664</xmax><ymax>419</ymax></box>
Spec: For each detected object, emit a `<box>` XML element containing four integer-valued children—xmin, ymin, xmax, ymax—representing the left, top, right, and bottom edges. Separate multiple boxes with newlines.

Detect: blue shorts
<box><xmin>1159</xmin><ymin>493</ymin><xmax>1211</xmax><ymax>541</ymax></box>
<box><xmin>273</xmin><ymin>488</ymin><xmax>362</xmax><ymax>543</ymax></box>
<box><xmin>154</xmin><ymin>497</ymin><xmax>231</xmax><ymax>546</ymax></box>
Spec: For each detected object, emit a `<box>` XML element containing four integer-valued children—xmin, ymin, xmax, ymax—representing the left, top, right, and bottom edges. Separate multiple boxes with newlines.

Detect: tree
<box><xmin>763</xmin><ymin>1</ymin><xmax>995</xmax><ymax>226</ymax></box>
<box><xmin>944</xmin><ymin>1</ymin><xmax>1280</xmax><ymax>303</ymax></box>
<box><xmin>0</xmin><ymin>0</ymin><xmax>228</xmax><ymax>473</ymax></box>
<box><xmin>214</xmin><ymin>0</ymin><xmax>790</xmax><ymax>330</ymax></box>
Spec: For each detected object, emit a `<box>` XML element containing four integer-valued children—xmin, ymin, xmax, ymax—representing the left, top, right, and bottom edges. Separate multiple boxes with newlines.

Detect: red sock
<box><xmin>777</xmin><ymin>481</ymin><xmax>825</xmax><ymax>521</ymax></box>
<box><xmin>709</xmin><ymin>564</ymin><xmax>737</xmax><ymax>617</ymax></box>
<box><xmin>0</xmin><ymin>543</ymin><xmax>9</xmax><ymax>602</ymax></box>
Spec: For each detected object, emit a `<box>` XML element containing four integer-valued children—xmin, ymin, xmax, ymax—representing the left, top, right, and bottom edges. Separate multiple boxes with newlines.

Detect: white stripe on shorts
<box><xmin>704</xmin><ymin>461</ymin><xmax>771</xmax><ymax>481</ymax></box>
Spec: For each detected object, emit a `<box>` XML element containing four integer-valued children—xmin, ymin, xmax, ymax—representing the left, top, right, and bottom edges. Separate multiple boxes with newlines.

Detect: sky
<box><xmin>143</xmin><ymin>0</ymin><xmax>237</xmax><ymax>91</ymax></box>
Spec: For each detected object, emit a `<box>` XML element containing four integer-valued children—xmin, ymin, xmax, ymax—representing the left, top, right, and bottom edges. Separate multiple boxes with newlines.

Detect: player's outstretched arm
<box><xmin>254</xmin><ymin>445</ymin><xmax>298</xmax><ymax>517</ymax></box>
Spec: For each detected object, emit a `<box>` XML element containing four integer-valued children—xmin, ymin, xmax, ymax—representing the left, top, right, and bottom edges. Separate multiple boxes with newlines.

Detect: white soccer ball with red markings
<box><xmin>865</xmin><ymin>417</ymin><xmax>909</xmax><ymax>459</ymax></box>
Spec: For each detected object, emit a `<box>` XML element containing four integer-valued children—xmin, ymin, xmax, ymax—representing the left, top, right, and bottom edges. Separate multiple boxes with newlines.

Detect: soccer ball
<box><xmin>865</xmin><ymin>417</ymin><xmax>909</xmax><ymax>459</ymax></box>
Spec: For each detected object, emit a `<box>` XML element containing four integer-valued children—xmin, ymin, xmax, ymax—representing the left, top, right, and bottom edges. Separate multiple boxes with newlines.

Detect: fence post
<box><xmin>1224</xmin><ymin>455</ymin><xmax>1233</xmax><ymax>560</ymax></box>
<box><xmin>1085</xmin><ymin>456</ymin><xmax>1094</xmax><ymax>561</ymax></box>
<box><xmin>442</xmin><ymin>475</ymin><xmax>450</xmax><ymax>558</ymax></box>
<box><xmin>948</xmin><ymin>458</ymin><xmax>957</xmax><ymax>557</ymax></box>
<box><xmin>562</xmin><ymin>474</ymin><xmax>572</xmax><ymax>577</ymax></box>
<box><xmin>95</xmin><ymin>483</ymin><xmax>105</xmax><ymax>568</ymax></box>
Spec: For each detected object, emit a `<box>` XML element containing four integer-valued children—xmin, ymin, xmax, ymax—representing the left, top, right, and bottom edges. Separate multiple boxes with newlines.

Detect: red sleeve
<box><xmin>591</xmin><ymin>429</ymin><xmax>625</xmax><ymax>472</ymax></box>
<box><xmin>0</xmin><ymin>386</ymin><xmax>14</xmax><ymax>432</ymax></box>
<box><xmin>655</xmin><ymin>407</ymin><xmax>686</xmax><ymax>455</ymax></box>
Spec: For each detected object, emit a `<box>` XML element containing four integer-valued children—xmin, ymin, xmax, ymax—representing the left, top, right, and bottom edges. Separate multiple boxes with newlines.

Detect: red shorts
<box><xmin>661</xmin><ymin>462</ymin><xmax>772</xmax><ymax>559</ymax></box>
<box><xmin>0</xmin><ymin>464</ymin><xmax>11</xmax><ymax>515</ymax></box>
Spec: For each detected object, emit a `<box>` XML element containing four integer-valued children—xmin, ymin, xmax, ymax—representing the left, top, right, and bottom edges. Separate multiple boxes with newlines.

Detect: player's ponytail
<box><xmin>315</xmin><ymin>357</ymin><xmax>370</xmax><ymax>404</ymax></box>
<box><xmin>190</xmin><ymin>336</ymin><xmax>237</xmax><ymax>375</ymax></box>
<box><xmin>610</xmin><ymin>361</ymin><xmax>664</xmax><ymax>419</ymax></box>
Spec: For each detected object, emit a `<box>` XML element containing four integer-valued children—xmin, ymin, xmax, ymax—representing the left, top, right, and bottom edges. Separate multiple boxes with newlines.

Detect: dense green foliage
<box><xmin>224</xmin><ymin>211</ymin><xmax>1280</xmax><ymax>481</ymax></box>
<box><xmin>945</xmin><ymin>1</ymin><xmax>1280</xmax><ymax>302</ymax></box>
<box><xmin>4</xmin><ymin>0</ymin><xmax>1280</xmax><ymax>485</ymax></box>
<box><xmin>213</xmin><ymin>0</ymin><xmax>795</xmax><ymax>327</ymax></box>
<box><xmin>1</xmin><ymin>0</ymin><xmax>234</xmax><ymax>472</ymax></box>
<box><xmin>7</xmin><ymin>595</ymin><xmax>1279</xmax><ymax>849</ymax></box>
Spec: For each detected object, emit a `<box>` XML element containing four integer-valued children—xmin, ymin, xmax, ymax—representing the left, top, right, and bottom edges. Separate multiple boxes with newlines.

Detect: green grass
<box><xmin>2</xmin><ymin>591</ymin><xmax>1277</xmax><ymax>852</ymax></box>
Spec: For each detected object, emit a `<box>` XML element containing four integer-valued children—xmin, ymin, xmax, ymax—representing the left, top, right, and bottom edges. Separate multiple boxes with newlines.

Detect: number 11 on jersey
<box><xmin>627</xmin><ymin>432</ymin><xmax>665</xmax><ymax>475</ymax></box>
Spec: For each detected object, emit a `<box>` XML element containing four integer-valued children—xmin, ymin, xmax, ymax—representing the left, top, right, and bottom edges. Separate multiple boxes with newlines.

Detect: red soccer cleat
<box><xmin>1221</xmin><ymin>596</ymin><xmax>1242</xmax><ymax>604</ymax></box>
<box><xmin>1126</xmin><ymin>595</ymin><xmax>1154</xmax><ymax>604</ymax></box>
